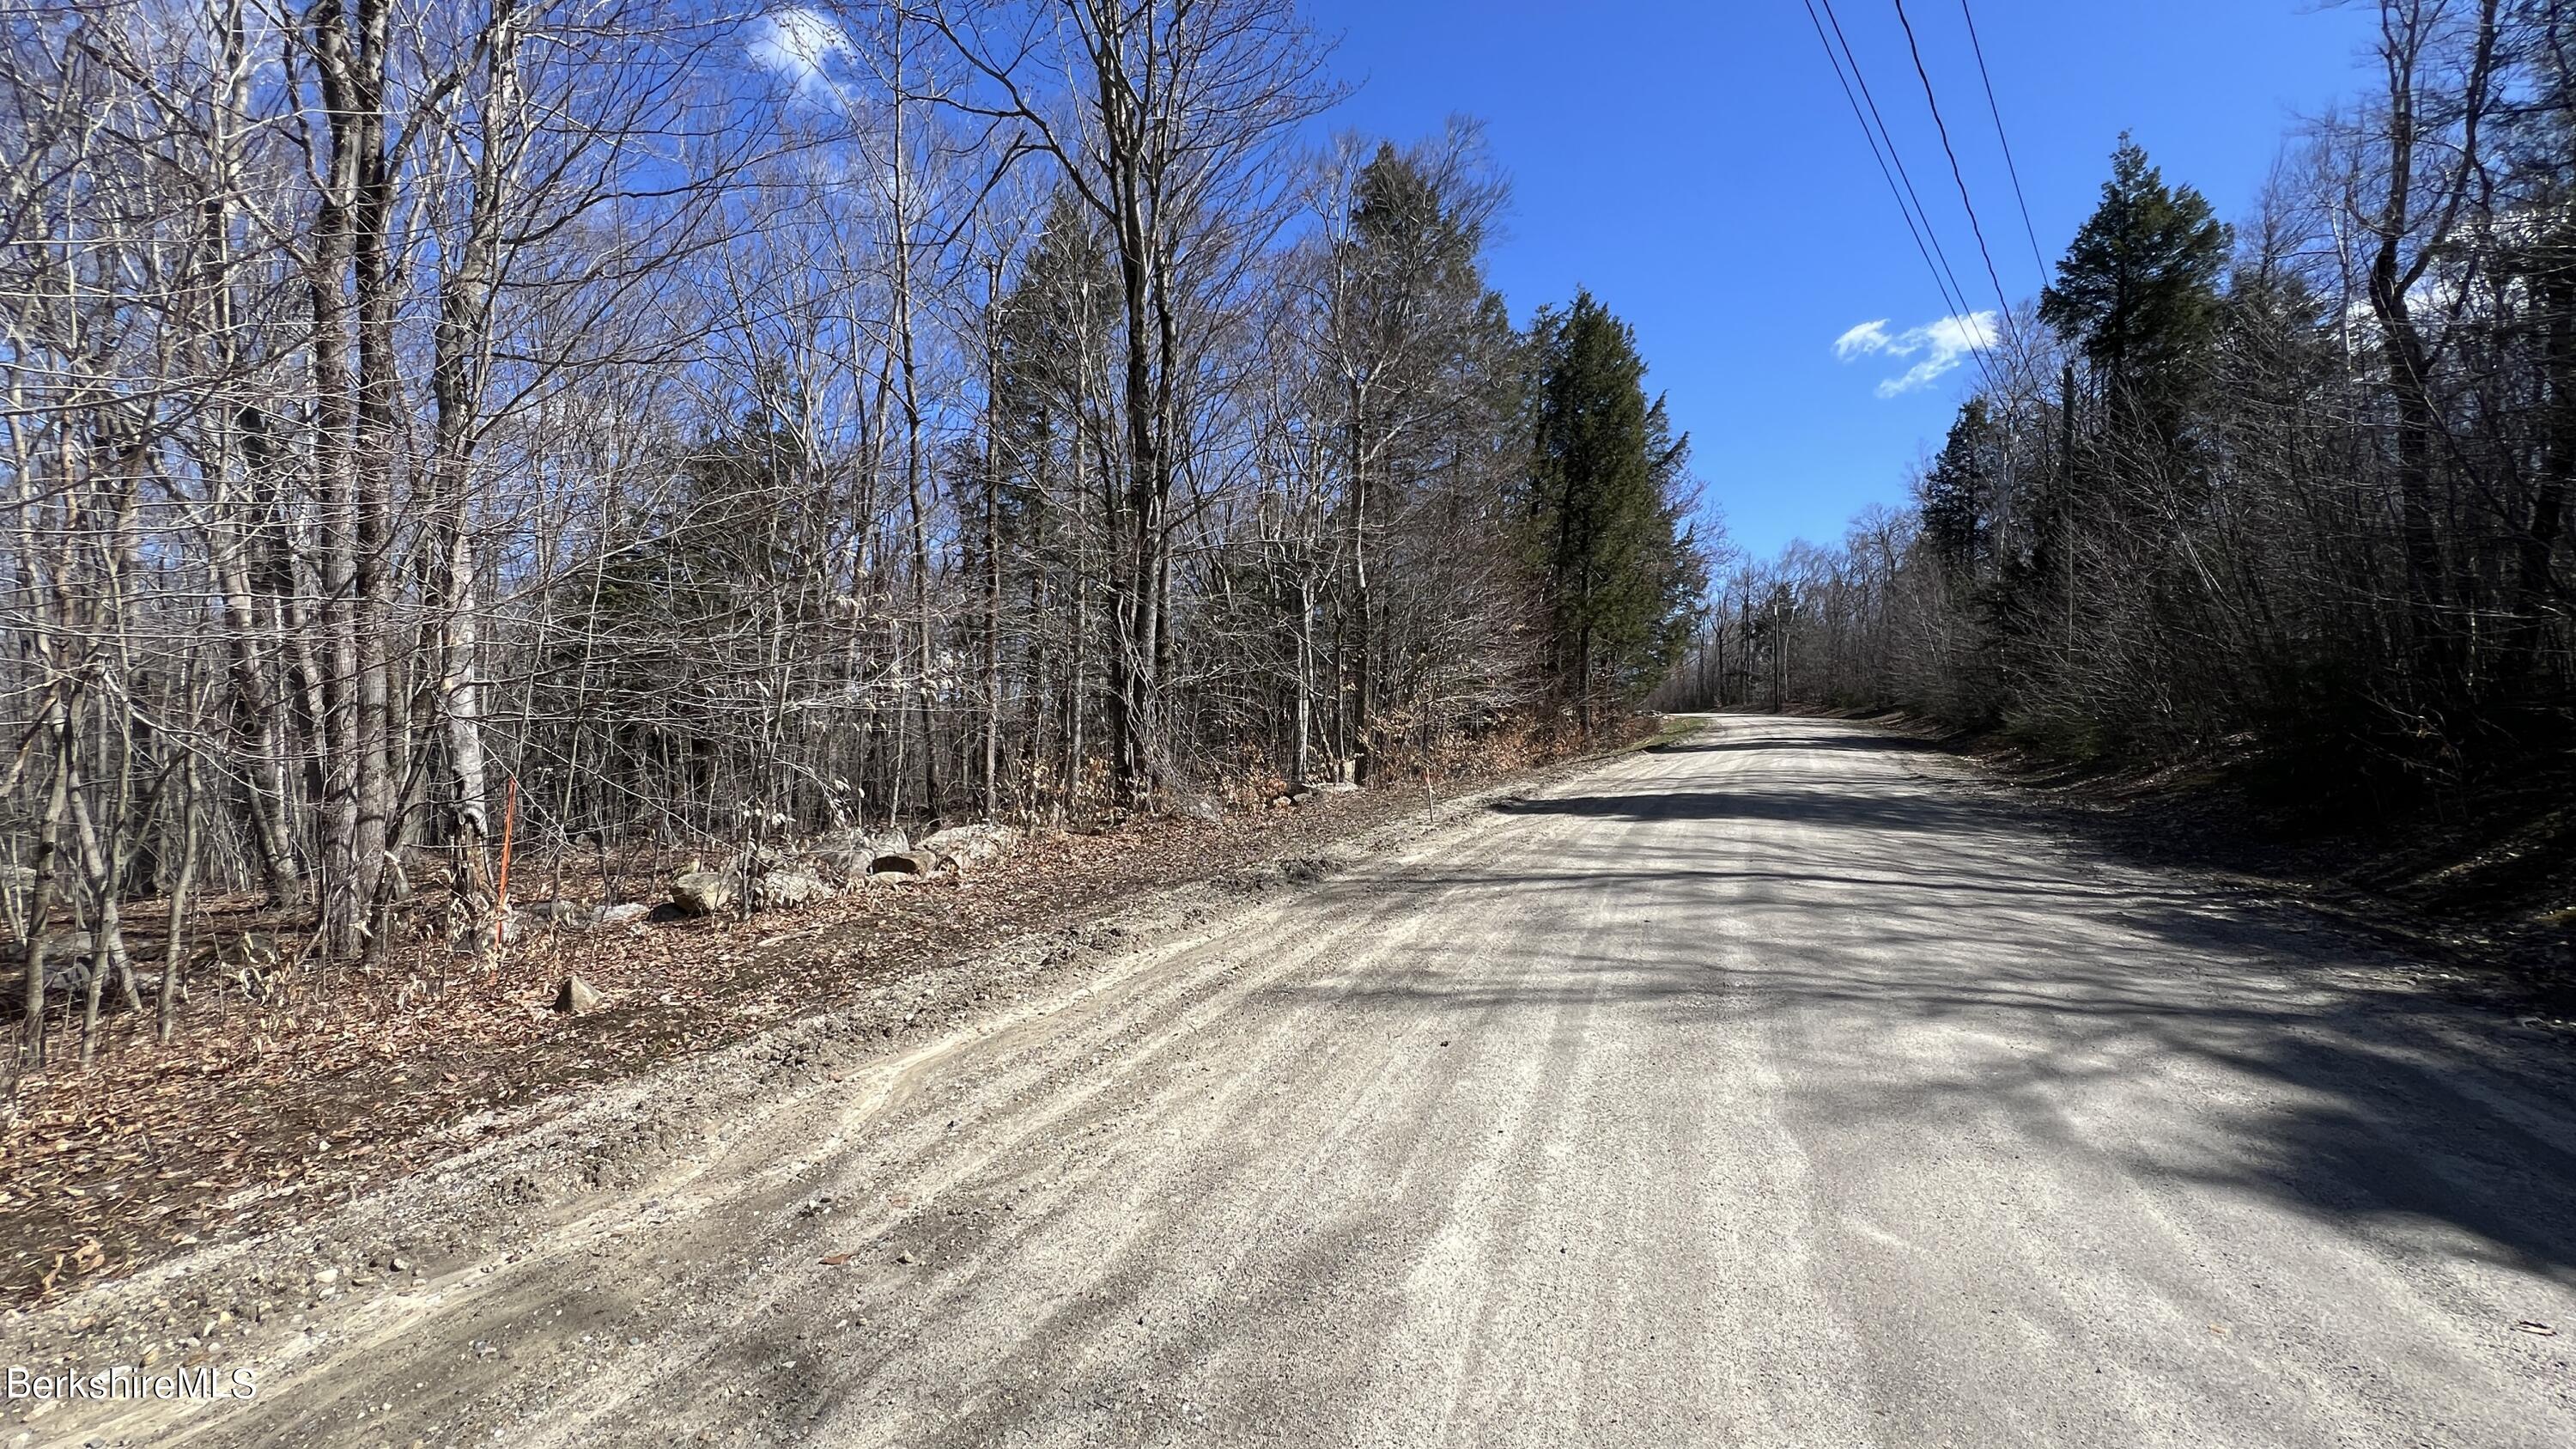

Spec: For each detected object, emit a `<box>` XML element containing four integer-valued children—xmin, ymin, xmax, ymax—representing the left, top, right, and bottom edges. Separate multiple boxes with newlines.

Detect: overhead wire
<box><xmin>1957</xmin><ymin>0</ymin><xmax>2051</xmax><ymax>289</ymax></box>
<box><xmin>1812</xmin><ymin>0</ymin><xmax>1987</xmax><ymax>324</ymax></box>
<box><xmin>1797</xmin><ymin>0</ymin><xmax>1964</xmax><ymax>322</ymax></box>
<box><xmin>1798</xmin><ymin>0</ymin><xmax>2005</xmax><ymax>398</ymax></box>
<box><xmin>1891</xmin><ymin>0</ymin><xmax>2018</xmax><ymax>332</ymax></box>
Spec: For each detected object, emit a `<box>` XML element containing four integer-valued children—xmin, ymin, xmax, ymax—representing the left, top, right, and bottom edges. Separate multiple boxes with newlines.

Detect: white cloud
<box><xmin>748</xmin><ymin>9</ymin><xmax>854</xmax><ymax>101</ymax></box>
<box><xmin>1833</xmin><ymin>320</ymin><xmax>1893</xmax><ymax>360</ymax></box>
<box><xmin>1832</xmin><ymin>311</ymin><xmax>1998</xmax><ymax>397</ymax></box>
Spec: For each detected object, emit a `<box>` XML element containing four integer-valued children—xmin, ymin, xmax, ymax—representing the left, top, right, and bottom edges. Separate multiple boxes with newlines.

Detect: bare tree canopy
<box><xmin>0</xmin><ymin>0</ymin><xmax>1705</xmax><ymax>1074</ymax></box>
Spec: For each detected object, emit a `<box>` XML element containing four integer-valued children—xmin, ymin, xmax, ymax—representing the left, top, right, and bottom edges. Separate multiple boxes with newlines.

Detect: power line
<box><xmin>1814</xmin><ymin>0</ymin><xmax>1985</xmax><ymax>327</ymax></box>
<box><xmin>1892</xmin><ymin>0</ymin><xmax>2016</xmax><ymax>329</ymax></box>
<box><xmin>1799</xmin><ymin>0</ymin><xmax>2004</xmax><ymax>397</ymax></box>
<box><xmin>1957</xmin><ymin>0</ymin><xmax>2050</xmax><ymax>288</ymax></box>
<box><xmin>1796</xmin><ymin>0</ymin><xmax>1964</xmax><ymax>323</ymax></box>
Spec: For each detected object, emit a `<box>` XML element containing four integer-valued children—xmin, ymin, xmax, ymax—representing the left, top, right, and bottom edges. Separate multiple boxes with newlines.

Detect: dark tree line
<box><xmin>1663</xmin><ymin>0</ymin><xmax>2571</xmax><ymax>810</ymax></box>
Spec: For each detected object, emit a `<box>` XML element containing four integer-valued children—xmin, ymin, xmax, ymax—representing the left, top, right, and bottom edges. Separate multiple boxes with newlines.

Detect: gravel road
<box><xmin>15</xmin><ymin>715</ymin><xmax>2575</xmax><ymax>1447</ymax></box>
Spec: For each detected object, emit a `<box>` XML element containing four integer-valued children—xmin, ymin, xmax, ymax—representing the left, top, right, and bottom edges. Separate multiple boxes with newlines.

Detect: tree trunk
<box><xmin>425</xmin><ymin>0</ymin><xmax>524</xmax><ymax>947</ymax></box>
<box><xmin>159</xmin><ymin>750</ymin><xmax>203</xmax><ymax>1045</ymax></box>
<box><xmin>349</xmin><ymin>0</ymin><xmax>399</xmax><ymax>966</ymax></box>
<box><xmin>16</xmin><ymin>726</ymin><xmax>72</xmax><ymax>1073</ymax></box>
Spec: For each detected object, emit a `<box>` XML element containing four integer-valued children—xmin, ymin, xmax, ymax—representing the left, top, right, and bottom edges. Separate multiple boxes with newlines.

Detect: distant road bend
<box><xmin>43</xmin><ymin>715</ymin><xmax>2576</xmax><ymax>1447</ymax></box>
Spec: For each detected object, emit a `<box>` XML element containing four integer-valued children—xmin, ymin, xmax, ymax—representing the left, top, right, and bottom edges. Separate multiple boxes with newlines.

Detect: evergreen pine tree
<box><xmin>2039</xmin><ymin>135</ymin><xmax>2229</xmax><ymax>436</ymax></box>
<box><xmin>1528</xmin><ymin>290</ymin><xmax>1704</xmax><ymax>728</ymax></box>
<box><xmin>1919</xmin><ymin>399</ymin><xmax>1994</xmax><ymax>573</ymax></box>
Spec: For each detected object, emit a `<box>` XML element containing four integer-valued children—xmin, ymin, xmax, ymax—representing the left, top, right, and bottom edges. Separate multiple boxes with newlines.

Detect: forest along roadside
<box><xmin>1804</xmin><ymin>703</ymin><xmax>2576</xmax><ymax>1025</ymax></box>
<box><xmin>11</xmin><ymin>713</ymin><xmax>2576</xmax><ymax>1449</ymax></box>
<box><xmin>0</xmin><ymin>725</ymin><xmax>1682</xmax><ymax>1309</ymax></box>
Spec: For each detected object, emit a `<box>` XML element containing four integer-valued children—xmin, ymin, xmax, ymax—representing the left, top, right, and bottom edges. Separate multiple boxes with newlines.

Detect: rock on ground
<box><xmin>669</xmin><ymin>870</ymin><xmax>736</xmax><ymax>916</ymax></box>
<box><xmin>751</xmin><ymin>870</ymin><xmax>831</xmax><ymax>910</ymax></box>
<box><xmin>552</xmin><ymin>976</ymin><xmax>604</xmax><ymax>1014</ymax></box>
<box><xmin>920</xmin><ymin>823</ymin><xmax>1018</xmax><ymax>871</ymax></box>
<box><xmin>867</xmin><ymin>850</ymin><xmax>944</xmax><ymax>880</ymax></box>
<box><xmin>816</xmin><ymin>828</ymin><xmax>909</xmax><ymax>880</ymax></box>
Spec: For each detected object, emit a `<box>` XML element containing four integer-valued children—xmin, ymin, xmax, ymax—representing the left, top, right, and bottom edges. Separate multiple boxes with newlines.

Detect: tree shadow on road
<box><xmin>1492</xmin><ymin>786</ymin><xmax>2004</xmax><ymax>837</ymax></box>
<box><xmin>1646</xmin><ymin>728</ymin><xmax>1946</xmax><ymax>757</ymax></box>
<box><xmin>1327</xmin><ymin>770</ymin><xmax>2576</xmax><ymax>1288</ymax></box>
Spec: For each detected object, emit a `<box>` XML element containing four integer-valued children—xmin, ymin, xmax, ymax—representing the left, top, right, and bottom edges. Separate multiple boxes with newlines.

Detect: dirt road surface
<box><xmin>12</xmin><ymin>715</ymin><xmax>2574</xmax><ymax>1447</ymax></box>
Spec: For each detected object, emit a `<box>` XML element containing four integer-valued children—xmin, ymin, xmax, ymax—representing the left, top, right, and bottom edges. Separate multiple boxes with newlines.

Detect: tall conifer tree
<box><xmin>1528</xmin><ymin>291</ymin><xmax>1703</xmax><ymax>728</ymax></box>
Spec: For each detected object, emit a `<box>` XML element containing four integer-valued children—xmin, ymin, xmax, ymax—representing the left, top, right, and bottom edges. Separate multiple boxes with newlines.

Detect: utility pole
<box><xmin>1738</xmin><ymin>591</ymin><xmax>1753</xmax><ymax>708</ymax></box>
<box><xmin>2062</xmin><ymin>361</ymin><xmax>2078</xmax><ymax>647</ymax></box>
<box><xmin>1771</xmin><ymin>592</ymin><xmax>1785</xmax><ymax>711</ymax></box>
<box><xmin>982</xmin><ymin>253</ymin><xmax>1005</xmax><ymax>819</ymax></box>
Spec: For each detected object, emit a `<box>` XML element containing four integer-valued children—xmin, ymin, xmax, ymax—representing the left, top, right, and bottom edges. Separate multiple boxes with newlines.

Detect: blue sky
<box><xmin>1302</xmin><ymin>0</ymin><xmax>2381</xmax><ymax>561</ymax></box>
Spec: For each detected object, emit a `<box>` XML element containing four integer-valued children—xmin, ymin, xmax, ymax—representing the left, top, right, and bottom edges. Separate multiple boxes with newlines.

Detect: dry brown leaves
<box><xmin>0</xmin><ymin>767</ymin><xmax>1528</xmax><ymax>1306</ymax></box>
